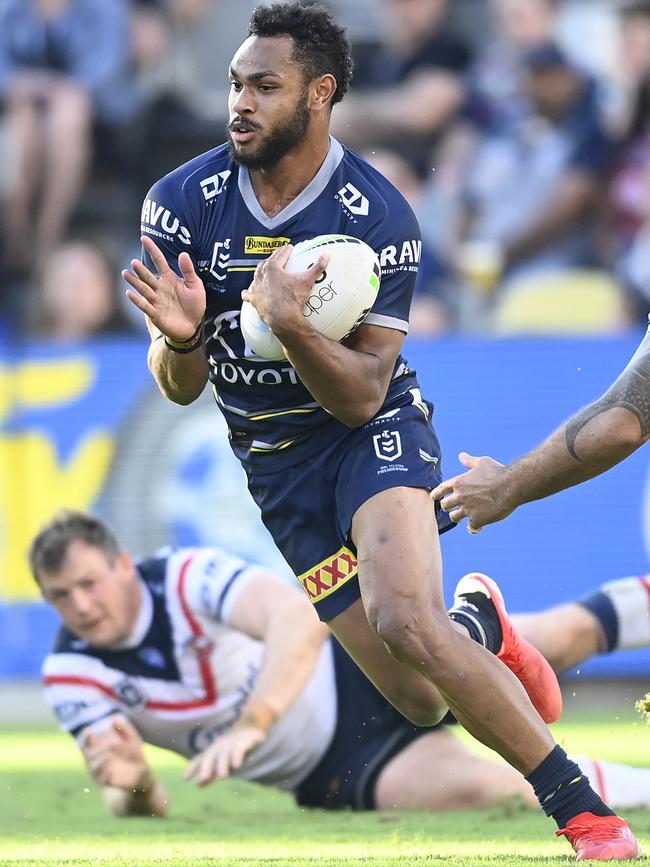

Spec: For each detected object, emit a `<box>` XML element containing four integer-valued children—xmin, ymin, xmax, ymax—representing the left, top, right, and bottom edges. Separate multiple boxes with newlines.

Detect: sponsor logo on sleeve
<box><xmin>141</xmin><ymin>198</ymin><xmax>191</xmax><ymax>245</ymax></box>
<box><xmin>298</xmin><ymin>547</ymin><xmax>358</xmax><ymax>602</ymax></box>
<box><xmin>114</xmin><ymin>678</ymin><xmax>146</xmax><ymax>710</ymax></box>
<box><xmin>200</xmin><ymin>170</ymin><xmax>232</xmax><ymax>201</ymax></box>
<box><xmin>53</xmin><ymin>700</ymin><xmax>89</xmax><ymax>723</ymax></box>
<box><xmin>379</xmin><ymin>240</ymin><xmax>422</xmax><ymax>275</ymax></box>
<box><xmin>244</xmin><ymin>236</ymin><xmax>290</xmax><ymax>255</ymax></box>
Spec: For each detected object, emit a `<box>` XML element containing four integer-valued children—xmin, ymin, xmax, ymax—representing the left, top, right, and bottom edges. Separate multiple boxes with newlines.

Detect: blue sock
<box><xmin>578</xmin><ymin>591</ymin><xmax>618</xmax><ymax>652</ymax></box>
<box><xmin>526</xmin><ymin>745</ymin><xmax>614</xmax><ymax>828</ymax></box>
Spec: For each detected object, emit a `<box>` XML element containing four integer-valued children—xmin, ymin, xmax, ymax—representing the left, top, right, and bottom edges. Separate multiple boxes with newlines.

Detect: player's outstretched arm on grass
<box><xmin>242</xmin><ymin>245</ymin><xmax>405</xmax><ymax>427</ymax></box>
<box><xmin>432</xmin><ymin>326</ymin><xmax>650</xmax><ymax>530</ymax></box>
<box><xmin>184</xmin><ymin>574</ymin><xmax>328</xmax><ymax>787</ymax></box>
<box><xmin>81</xmin><ymin>717</ymin><xmax>169</xmax><ymax>817</ymax></box>
<box><xmin>123</xmin><ymin>236</ymin><xmax>209</xmax><ymax>406</ymax></box>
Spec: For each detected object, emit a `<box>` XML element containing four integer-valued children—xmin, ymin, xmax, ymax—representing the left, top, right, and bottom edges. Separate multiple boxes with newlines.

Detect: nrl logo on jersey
<box><xmin>244</xmin><ymin>236</ymin><xmax>290</xmax><ymax>255</ymax></box>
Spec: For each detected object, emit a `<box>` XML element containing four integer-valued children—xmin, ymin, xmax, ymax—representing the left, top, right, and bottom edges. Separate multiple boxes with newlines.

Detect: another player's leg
<box><xmin>375</xmin><ymin>731</ymin><xmax>650</xmax><ymax>813</ymax></box>
<box><xmin>512</xmin><ymin>574</ymin><xmax>650</xmax><ymax>673</ymax></box>
<box><xmin>374</xmin><ymin>729</ymin><xmax>537</xmax><ymax>811</ymax></box>
<box><xmin>448</xmin><ymin>572</ymin><xmax>562</xmax><ymax>723</ymax></box>
<box><xmin>338</xmin><ymin>486</ymin><xmax>639</xmax><ymax>861</ymax></box>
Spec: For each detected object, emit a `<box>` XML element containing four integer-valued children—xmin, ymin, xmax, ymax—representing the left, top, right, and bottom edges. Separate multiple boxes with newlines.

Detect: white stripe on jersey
<box><xmin>43</xmin><ymin>547</ymin><xmax>337</xmax><ymax>790</ymax></box>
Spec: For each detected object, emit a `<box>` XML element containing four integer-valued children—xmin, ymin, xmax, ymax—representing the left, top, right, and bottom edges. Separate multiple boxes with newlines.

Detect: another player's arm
<box><xmin>185</xmin><ymin>575</ymin><xmax>328</xmax><ymax>785</ymax></box>
<box><xmin>123</xmin><ymin>236</ymin><xmax>209</xmax><ymax>405</ymax></box>
<box><xmin>81</xmin><ymin>717</ymin><xmax>169</xmax><ymax>818</ymax></box>
<box><xmin>242</xmin><ymin>246</ymin><xmax>403</xmax><ymax>427</ymax></box>
<box><xmin>433</xmin><ymin>328</ymin><xmax>650</xmax><ymax>527</ymax></box>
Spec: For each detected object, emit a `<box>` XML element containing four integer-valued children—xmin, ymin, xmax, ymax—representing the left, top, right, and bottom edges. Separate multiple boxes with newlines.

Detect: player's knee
<box><xmin>367</xmin><ymin>600</ymin><xmax>430</xmax><ymax>667</ymax></box>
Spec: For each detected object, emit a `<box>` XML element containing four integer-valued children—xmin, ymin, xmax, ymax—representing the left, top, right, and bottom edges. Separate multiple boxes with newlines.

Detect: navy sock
<box><xmin>578</xmin><ymin>591</ymin><xmax>618</xmax><ymax>652</ymax></box>
<box><xmin>526</xmin><ymin>745</ymin><xmax>615</xmax><ymax>829</ymax></box>
<box><xmin>449</xmin><ymin>591</ymin><xmax>503</xmax><ymax>654</ymax></box>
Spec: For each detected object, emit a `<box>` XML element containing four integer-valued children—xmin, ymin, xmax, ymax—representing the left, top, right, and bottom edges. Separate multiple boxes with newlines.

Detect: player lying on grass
<box><xmin>432</xmin><ymin>319</ymin><xmax>650</xmax><ymax>532</ymax></box>
<box><xmin>33</xmin><ymin>511</ymin><xmax>650</xmax><ymax>820</ymax></box>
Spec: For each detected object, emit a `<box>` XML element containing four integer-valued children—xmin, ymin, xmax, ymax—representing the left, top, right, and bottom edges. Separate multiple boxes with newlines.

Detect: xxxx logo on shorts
<box><xmin>298</xmin><ymin>547</ymin><xmax>358</xmax><ymax>602</ymax></box>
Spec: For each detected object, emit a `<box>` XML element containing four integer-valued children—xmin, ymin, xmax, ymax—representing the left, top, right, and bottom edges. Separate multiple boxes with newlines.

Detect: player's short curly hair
<box><xmin>248</xmin><ymin>3</ymin><xmax>353</xmax><ymax>105</ymax></box>
<box><xmin>29</xmin><ymin>510</ymin><xmax>120</xmax><ymax>584</ymax></box>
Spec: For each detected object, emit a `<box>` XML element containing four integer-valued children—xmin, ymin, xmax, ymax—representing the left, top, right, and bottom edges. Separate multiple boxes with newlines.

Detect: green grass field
<box><xmin>2</xmin><ymin>711</ymin><xmax>650</xmax><ymax>867</ymax></box>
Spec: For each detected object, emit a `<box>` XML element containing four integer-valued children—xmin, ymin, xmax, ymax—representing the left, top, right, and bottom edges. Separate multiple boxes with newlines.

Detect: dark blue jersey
<box><xmin>141</xmin><ymin>137</ymin><xmax>424</xmax><ymax>467</ymax></box>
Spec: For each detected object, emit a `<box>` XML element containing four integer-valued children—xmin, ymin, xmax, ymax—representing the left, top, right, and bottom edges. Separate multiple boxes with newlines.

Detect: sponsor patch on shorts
<box><xmin>298</xmin><ymin>547</ymin><xmax>358</xmax><ymax>602</ymax></box>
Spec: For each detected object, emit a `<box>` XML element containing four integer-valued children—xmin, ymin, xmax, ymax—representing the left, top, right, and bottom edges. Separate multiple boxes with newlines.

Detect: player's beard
<box><xmin>227</xmin><ymin>96</ymin><xmax>311</xmax><ymax>170</ymax></box>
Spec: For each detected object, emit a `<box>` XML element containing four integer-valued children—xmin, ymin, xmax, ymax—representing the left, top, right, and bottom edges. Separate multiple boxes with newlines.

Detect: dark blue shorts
<box><xmin>245</xmin><ymin>392</ymin><xmax>455</xmax><ymax>621</ymax></box>
<box><xmin>294</xmin><ymin>639</ymin><xmax>435</xmax><ymax>810</ymax></box>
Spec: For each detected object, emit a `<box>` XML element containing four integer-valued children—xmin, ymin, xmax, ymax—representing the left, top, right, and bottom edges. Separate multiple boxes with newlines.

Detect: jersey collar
<box><xmin>237</xmin><ymin>135</ymin><xmax>344</xmax><ymax>230</ymax></box>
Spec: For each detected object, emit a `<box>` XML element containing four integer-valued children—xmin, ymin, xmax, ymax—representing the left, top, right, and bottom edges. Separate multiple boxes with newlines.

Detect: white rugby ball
<box><xmin>240</xmin><ymin>234</ymin><xmax>381</xmax><ymax>361</ymax></box>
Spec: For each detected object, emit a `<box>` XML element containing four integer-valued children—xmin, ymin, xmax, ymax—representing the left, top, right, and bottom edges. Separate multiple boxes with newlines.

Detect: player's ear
<box><xmin>311</xmin><ymin>74</ymin><xmax>337</xmax><ymax>111</ymax></box>
<box><xmin>115</xmin><ymin>551</ymin><xmax>135</xmax><ymax>580</ymax></box>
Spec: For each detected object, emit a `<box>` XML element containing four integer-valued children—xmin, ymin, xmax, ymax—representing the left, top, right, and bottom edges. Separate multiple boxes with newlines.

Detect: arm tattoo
<box><xmin>565</xmin><ymin>346</ymin><xmax>650</xmax><ymax>460</ymax></box>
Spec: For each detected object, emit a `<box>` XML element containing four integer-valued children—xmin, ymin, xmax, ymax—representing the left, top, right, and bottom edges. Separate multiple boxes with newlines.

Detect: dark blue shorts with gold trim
<box><xmin>244</xmin><ymin>389</ymin><xmax>455</xmax><ymax>621</ymax></box>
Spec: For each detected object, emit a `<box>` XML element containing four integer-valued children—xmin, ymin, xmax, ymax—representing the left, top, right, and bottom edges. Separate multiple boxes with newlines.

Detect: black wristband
<box><xmin>163</xmin><ymin>320</ymin><xmax>203</xmax><ymax>353</ymax></box>
<box><xmin>164</xmin><ymin>336</ymin><xmax>202</xmax><ymax>354</ymax></box>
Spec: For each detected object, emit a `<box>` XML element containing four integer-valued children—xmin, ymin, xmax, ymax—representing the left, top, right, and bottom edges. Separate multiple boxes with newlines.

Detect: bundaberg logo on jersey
<box><xmin>298</xmin><ymin>547</ymin><xmax>358</xmax><ymax>602</ymax></box>
<box><xmin>244</xmin><ymin>236</ymin><xmax>290</xmax><ymax>255</ymax></box>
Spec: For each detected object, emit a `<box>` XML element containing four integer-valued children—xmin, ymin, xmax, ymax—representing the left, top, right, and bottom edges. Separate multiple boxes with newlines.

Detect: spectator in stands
<box><xmin>138</xmin><ymin>0</ymin><xmax>258</xmax><ymax>184</ymax></box>
<box><xmin>469</xmin><ymin>0</ymin><xmax>561</xmax><ymax>131</ymax></box>
<box><xmin>25</xmin><ymin>239</ymin><xmax>136</xmax><ymax>342</ymax></box>
<box><xmin>0</xmin><ymin>0</ymin><xmax>141</xmax><ymax>273</ymax></box>
<box><xmin>331</xmin><ymin>0</ymin><xmax>472</xmax><ymax>177</ymax></box>
<box><xmin>365</xmin><ymin>148</ymin><xmax>453</xmax><ymax>335</ymax></box>
<box><xmin>456</xmin><ymin>44</ymin><xmax>611</xmax><ymax>296</ymax></box>
<box><xmin>608</xmin><ymin>1</ymin><xmax>650</xmax><ymax>321</ymax></box>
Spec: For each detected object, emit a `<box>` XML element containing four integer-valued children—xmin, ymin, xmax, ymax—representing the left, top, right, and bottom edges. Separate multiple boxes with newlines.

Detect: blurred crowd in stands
<box><xmin>2</xmin><ymin>0</ymin><xmax>650</xmax><ymax>342</ymax></box>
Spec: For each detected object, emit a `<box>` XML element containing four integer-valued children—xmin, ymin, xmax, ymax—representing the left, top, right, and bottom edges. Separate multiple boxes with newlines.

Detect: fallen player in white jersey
<box><xmin>32</xmin><ymin>511</ymin><xmax>650</xmax><ymax>818</ymax></box>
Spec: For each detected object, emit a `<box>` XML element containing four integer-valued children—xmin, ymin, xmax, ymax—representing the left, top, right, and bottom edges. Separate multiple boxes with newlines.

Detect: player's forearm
<box><xmin>505</xmin><ymin>408</ymin><xmax>647</xmax><ymax>509</ymax></box>
<box><xmin>147</xmin><ymin>335</ymin><xmax>209</xmax><ymax>405</ymax></box>
<box><xmin>276</xmin><ymin>320</ymin><xmax>388</xmax><ymax>427</ymax></box>
<box><xmin>102</xmin><ymin>772</ymin><xmax>169</xmax><ymax>818</ymax></box>
<box><xmin>238</xmin><ymin>597</ymin><xmax>328</xmax><ymax>729</ymax></box>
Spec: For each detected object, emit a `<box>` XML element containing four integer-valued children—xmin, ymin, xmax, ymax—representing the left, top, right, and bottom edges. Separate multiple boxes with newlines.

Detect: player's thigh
<box><xmin>352</xmin><ymin>485</ymin><xmax>446</xmax><ymax>619</ymax></box>
<box><xmin>245</xmin><ymin>451</ymin><xmax>362</xmax><ymax>622</ymax></box>
<box><xmin>328</xmin><ymin>597</ymin><xmax>447</xmax><ymax>726</ymax></box>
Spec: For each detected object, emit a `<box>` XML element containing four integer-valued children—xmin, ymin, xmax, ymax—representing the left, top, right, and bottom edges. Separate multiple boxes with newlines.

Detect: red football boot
<box><xmin>557</xmin><ymin>812</ymin><xmax>641</xmax><ymax>861</ymax></box>
<box><xmin>452</xmin><ymin>572</ymin><xmax>563</xmax><ymax>723</ymax></box>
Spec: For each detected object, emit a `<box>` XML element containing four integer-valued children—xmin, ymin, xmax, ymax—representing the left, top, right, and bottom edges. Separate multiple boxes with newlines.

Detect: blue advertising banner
<box><xmin>1</xmin><ymin>333</ymin><xmax>648</xmax><ymax>679</ymax></box>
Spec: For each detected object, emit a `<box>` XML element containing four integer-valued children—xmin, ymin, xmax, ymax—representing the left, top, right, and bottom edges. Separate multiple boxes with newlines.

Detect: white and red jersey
<box><xmin>42</xmin><ymin>547</ymin><xmax>337</xmax><ymax>791</ymax></box>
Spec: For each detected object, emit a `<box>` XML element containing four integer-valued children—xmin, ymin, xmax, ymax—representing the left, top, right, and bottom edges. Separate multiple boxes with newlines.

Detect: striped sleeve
<box><xmin>176</xmin><ymin>547</ymin><xmax>262</xmax><ymax>626</ymax></box>
<box><xmin>42</xmin><ymin>653</ymin><xmax>123</xmax><ymax>740</ymax></box>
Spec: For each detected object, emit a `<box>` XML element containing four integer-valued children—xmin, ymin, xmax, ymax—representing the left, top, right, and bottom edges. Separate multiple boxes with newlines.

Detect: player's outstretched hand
<box><xmin>81</xmin><ymin>716</ymin><xmax>151</xmax><ymax>790</ymax></box>
<box><xmin>183</xmin><ymin>725</ymin><xmax>267</xmax><ymax>787</ymax></box>
<box><xmin>122</xmin><ymin>236</ymin><xmax>206</xmax><ymax>342</ymax></box>
<box><xmin>241</xmin><ymin>244</ymin><xmax>329</xmax><ymax>336</ymax></box>
<box><xmin>431</xmin><ymin>452</ymin><xmax>513</xmax><ymax>532</ymax></box>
